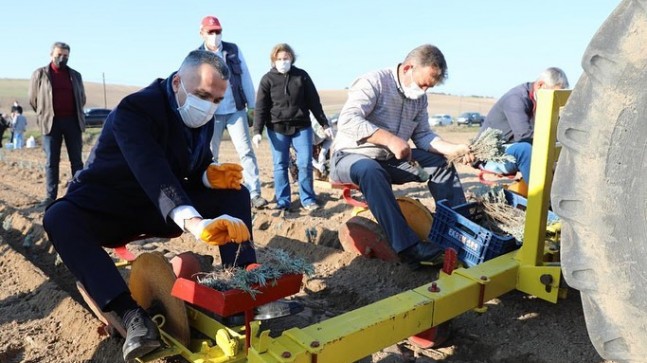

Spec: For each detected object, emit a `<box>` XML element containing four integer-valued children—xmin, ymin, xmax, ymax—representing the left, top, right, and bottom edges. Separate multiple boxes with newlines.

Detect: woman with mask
<box><xmin>252</xmin><ymin>43</ymin><xmax>332</xmax><ymax>212</ymax></box>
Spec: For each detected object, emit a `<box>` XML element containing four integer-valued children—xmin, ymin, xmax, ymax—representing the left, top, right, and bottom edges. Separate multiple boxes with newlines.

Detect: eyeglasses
<box><xmin>208</xmin><ymin>30</ymin><xmax>222</xmax><ymax>35</ymax></box>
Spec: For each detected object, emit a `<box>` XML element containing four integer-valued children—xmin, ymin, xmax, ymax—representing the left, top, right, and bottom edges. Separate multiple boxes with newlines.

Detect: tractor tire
<box><xmin>551</xmin><ymin>1</ymin><xmax>647</xmax><ymax>362</ymax></box>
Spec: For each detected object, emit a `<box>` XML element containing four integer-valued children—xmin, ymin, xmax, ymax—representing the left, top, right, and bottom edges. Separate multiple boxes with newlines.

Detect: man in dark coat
<box><xmin>43</xmin><ymin>50</ymin><xmax>256</xmax><ymax>361</ymax></box>
<box><xmin>0</xmin><ymin>113</ymin><xmax>9</xmax><ymax>148</ymax></box>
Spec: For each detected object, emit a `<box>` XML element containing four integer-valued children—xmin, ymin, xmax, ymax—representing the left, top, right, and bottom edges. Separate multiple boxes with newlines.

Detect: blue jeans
<box><xmin>330</xmin><ymin>149</ymin><xmax>466</xmax><ymax>253</ymax></box>
<box><xmin>267</xmin><ymin>127</ymin><xmax>316</xmax><ymax>208</ymax></box>
<box><xmin>482</xmin><ymin>142</ymin><xmax>532</xmax><ymax>182</ymax></box>
<box><xmin>211</xmin><ymin>110</ymin><xmax>262</xmax><ymax>199</ymax></box>
<box><xmin>13</xmin><ymin>132</ymin><xmax>24</xmax><ymax>149</ymax></box>
<box><xmin>43</xmin><ymin>116</ymin><xmax>83</xmax><ymax>200</ymax></box>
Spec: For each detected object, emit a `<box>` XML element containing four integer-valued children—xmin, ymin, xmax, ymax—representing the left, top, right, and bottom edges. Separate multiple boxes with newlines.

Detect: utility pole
<box><xmin>458</xmin><ymin>95</ymin><xmax>463</xmax><ymax>114</ymax></box>
<box><xmin>102</xmin><ymin>72</ymin><xmax>107</xmax><ymax>108</ymax></box>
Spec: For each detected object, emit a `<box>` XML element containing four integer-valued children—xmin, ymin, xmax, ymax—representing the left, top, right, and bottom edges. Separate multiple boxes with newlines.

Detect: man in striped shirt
<box><xmin>330</xmin><ymin>44</ymin><xmax>474</xmax><ymax>269</ymax></box>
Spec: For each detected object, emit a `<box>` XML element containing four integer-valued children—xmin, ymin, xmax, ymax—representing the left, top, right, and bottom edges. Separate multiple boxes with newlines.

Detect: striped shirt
<box><xmin>332</xmin><ymin>66</ymin><xmax>438</xmax><ymax>160</ymax></box>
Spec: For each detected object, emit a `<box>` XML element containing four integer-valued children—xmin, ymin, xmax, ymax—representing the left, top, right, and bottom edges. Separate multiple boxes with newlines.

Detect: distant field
<box><xmin>0</xmin><ymin>78</ymin><xmax>141</xmax><ymax>112</ymax></box>
<box><xmin>315</xmin><ymin>90</ymin><xmax>495</xmax><ymax>117</ymax></box>
<box><xmin>0</xmin><ymin>78</ymin><xmax>496</xmax><ymax>144</ymax></box>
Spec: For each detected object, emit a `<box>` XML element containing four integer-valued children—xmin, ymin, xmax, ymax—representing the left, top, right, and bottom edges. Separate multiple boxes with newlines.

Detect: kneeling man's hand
<box><xmin>192</xmin><ymin>215</ymin><xmax>251</xmax><ymax>245</ymax></box>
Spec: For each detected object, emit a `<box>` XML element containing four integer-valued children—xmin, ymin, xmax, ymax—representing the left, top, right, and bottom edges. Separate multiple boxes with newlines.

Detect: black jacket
<box><xmin>0</xmin><ymin>115</ymin><xmax>9</xmax><ymax>132</ymax></box>
<box><xmin>65</xmin><ymin>74</ymin><xmax>214</xmax><ymax>222</ymax></box>
<box><xmin>253</xmin><ymin>65</ymin><xmax>328</xmax><ymax>136</ymax></box>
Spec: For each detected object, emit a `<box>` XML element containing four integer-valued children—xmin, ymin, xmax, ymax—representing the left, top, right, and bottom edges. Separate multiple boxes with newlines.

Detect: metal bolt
<box><xmin>481</xmin><ymin>275</ymin><xmax>488</xmax><ymax>281</ymax></box>
<box><xmin>281</xmin><ymin>351</ymin><xmax>292</xmax><ymax>358</ymax></box>
<box><xmin>310</xmin><ymin>341</ymin><xmax>320</xmax><ymax>348</ymax></box>
<box><xmin>429</xmin><ymin>282</ymin><xmax>440</xmax><ymax>292</ymax></box>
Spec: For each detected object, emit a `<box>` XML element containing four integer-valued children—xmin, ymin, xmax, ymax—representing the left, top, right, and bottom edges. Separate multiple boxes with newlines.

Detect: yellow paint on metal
<box><xmin>514</xmin><ymin>89</ymin><xmax>570</xmax><ymax>302</ymax></box>
<box><xmin>350</xmin><ymin>206</ymin><xmax>370</xmax><ymax>217</ymax></box>
<box><xmin>505</xmin><ymin>179</ymin><xmax>528</xmax><ymax>198</ymax></box>
<box><xmin>174</xmin><ymin>306</ymin><xmax>249</xmax><ymax>363</ymax></box>
<box><xmin>516</xmin><ymin>89</ymin><xmax>570</xmax><ymax>266</ymax></box>
<box><xmin>114</xmin><ymin>260</ymin><xmax>130</xmax><ymax>268</ymax></box>
<box><xmin>216</xmin><ymin>329</ymin><xmax>238</xmax><ymax>357</ymax></box>
<box><xmin>517</xmin><ymin>265</ymin><xmax>562</xmax><ymax>303</ymax></box>
<box><xmin>248</xmin><ymin>251</ymin><xmax>524</xmax><ymax>363</ymax></box>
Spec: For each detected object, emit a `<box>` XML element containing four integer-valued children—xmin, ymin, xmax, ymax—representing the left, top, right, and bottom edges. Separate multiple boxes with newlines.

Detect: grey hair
<box><xmin>537</xmin><ymin>67</ymin><xmax>569</xmax><ymax>89</ymax></box>
<box><xmin>51</xmin><ymin>42</ymin><xmax>70</xmax><ymax>52</ymax></box>
<box><xmin>404</xmin><ymin>44</ymin><xmax>448</xmax><ymax>84</ymax></box>
<box><xmin>179</xmin><ymin>50</ymin><xmax>230</xmax><ymax>81</ymax></box>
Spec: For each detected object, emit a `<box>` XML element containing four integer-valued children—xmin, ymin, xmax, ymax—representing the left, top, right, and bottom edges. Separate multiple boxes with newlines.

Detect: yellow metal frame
<box><xmin>143</xmin><ymin>90</ymin><xmax>571</xmax><ymax>362</ymax></box>
<box><xmin>515</xmin><ymin>89</ymin><xmax>570</xmax><ymax>302</ymax></box>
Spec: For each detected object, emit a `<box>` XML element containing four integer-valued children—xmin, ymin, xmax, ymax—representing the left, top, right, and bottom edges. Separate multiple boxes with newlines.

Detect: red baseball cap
<box><xmin>201</xmin><ymin>16</ymin><xmax>222</xmax><ymax>32</ymax></box>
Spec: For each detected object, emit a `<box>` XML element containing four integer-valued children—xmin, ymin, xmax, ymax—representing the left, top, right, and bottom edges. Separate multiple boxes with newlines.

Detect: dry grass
<box><xmin>197</xmin><ymin>248</ymin><xmax>314</xmax><ymax>297</ymax></box>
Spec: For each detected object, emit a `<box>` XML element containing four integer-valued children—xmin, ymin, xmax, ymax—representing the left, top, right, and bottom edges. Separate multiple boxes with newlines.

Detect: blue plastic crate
<box><xmin>429</xmin><ymin>190</ymin><xmax>558</xmax><ymax>267</ymax></box>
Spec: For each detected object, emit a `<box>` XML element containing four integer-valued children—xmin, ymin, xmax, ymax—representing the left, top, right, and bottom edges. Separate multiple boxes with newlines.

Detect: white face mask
<box><xmin>402</xmin><ymin>67</ymin><xmax>426</xmax><ymax>100</ymax></box>
<box><xmin>275</xmin><ymin>60</ymin><xmax>291</xmax><ymax>74</ymax></box>
<box><xmin>176</xmin><ymin>79</ymin><xmax>219</xmax><ymax>128</ymax></box>
<box><xmin>207</xmin><ymin>33</ymin><xmax>222</xmax><ymax>49</ymax></box>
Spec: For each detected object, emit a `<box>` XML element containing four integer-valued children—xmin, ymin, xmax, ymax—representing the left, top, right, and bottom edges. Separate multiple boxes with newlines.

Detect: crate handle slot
<box><xmin>453</xmin><ymin>223</ymin><xmax>479</xmax><ymax>240</ymax></box>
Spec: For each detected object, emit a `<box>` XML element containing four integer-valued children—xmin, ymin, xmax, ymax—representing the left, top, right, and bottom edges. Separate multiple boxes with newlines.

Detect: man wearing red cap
<box><xmin>198</xmin><ymin>16</ymin><xmax>268</xmax><ymax>209</ymax></box>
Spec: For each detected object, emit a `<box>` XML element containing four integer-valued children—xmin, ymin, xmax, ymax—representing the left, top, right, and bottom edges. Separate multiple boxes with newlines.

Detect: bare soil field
<box><xmin>0</xmin><ymin>125</ymin><xmax>609</xmax><ymax>363</ymax></box>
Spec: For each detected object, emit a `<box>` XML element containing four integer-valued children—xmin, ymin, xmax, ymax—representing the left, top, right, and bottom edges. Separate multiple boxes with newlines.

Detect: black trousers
<box><xmin>43</xmin><ymin>116</ymin><xmax>84</xmax><ymax>200</ymax></box>
<box><xmin>43</xmin><ymin>187</ymin><xmax>256</xmax><ymax>310</ymax></box>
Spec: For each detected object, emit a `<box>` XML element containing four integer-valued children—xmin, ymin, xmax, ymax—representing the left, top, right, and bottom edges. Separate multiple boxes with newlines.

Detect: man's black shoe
<box><xmin>398</xmin><ymin>242</ymin><xmax>443</xmax><ymax>270</ymax></box>
<box><xmin>122</xmin><ymin>308</ymin><xmax>161</xmax><ymax>362</ymax></box>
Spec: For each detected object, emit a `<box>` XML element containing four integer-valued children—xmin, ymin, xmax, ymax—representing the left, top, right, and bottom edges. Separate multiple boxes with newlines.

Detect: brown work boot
<box><xmin>122</xmin><ymin>308</ymin><xmax>161</xmax><ymax>361</ymax></box>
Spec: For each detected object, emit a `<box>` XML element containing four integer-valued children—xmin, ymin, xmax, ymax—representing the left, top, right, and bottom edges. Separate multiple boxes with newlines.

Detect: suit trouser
<box><xmin>330</xmin><ymin>149</ymin><xmax>466</xmax><ymax>253</ymax></box>
<box><xmin>43</xmin><ymin>187</ymin><xmax>256</xmax><ymax>310</ymax></box>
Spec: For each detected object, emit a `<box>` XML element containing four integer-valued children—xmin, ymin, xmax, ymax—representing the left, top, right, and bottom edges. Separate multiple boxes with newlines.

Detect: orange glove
<box><xmin>202</xmin><ymin>163</ymin><xmax>243</xmax><ymax>190</ymax></box>
<box><xmin>194</xmin><ymin>215</ymin><xmax>251</xmax><ymax>246</ymax></box>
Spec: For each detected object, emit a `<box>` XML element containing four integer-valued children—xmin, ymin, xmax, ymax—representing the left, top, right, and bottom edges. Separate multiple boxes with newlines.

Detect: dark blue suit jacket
<box><xmin>65</xmin><ymin>74</ymin><xmax>214</xmax><ymax>223</ymax></box>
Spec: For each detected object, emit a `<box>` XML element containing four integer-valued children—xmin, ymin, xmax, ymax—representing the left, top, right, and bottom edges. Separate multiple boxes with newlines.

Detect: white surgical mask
<box><xmin>402</xmin><ymin>67</ymin><xmax>426</xmax><ymax>100</ymax></box>
<box><xmin>176</xmin><ymin>79</ymin><xmax>218</xmax><ymax>128</ymax></box>
<box><xmin>207</xmin><ymin>33</ymin><xmax>222</xmax><ymax>49</ymax></box>
<box><xmin>275</xmin><ymin>60</ymin><xmax>291</xmax><ymax>74</ymax></box>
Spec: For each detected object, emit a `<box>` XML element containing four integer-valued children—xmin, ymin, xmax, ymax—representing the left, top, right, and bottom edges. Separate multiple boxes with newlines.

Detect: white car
<box><xmin>429</xmin><ymin>114</ymin><xmax>453</xmax><ymax>127</ymax></box>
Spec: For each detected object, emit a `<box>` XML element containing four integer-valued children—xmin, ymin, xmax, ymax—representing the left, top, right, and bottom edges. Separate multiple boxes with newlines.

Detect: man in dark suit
<box><xmin>43</xmin><ymin>50</ymin><xmax>256</xmax><ymax>361</ymax></box>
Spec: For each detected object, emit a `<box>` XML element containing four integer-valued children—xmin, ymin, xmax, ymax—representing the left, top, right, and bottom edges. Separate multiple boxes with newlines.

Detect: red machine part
<box><xmin>338</xmin><ymin>216</ymin><xmax>399</xmax><ymax>261</ymax></box>
<box><xmin>408</xmin><ymin>321</ymin><xmax>452</xmax><ymax>349</ymax></box>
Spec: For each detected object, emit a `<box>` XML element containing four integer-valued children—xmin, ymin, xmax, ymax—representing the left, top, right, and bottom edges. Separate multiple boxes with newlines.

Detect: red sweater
<box><xmin>49</xmin><ymin>63</ymin><xmax>76</xmax><ymax>117</ymax></box>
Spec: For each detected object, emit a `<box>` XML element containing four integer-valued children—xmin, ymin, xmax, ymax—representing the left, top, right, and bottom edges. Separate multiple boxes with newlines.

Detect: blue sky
<box><xmin>1</xmin><ymin>1</ymin><xmax>618</xmax><ymax>98</ymax></box>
